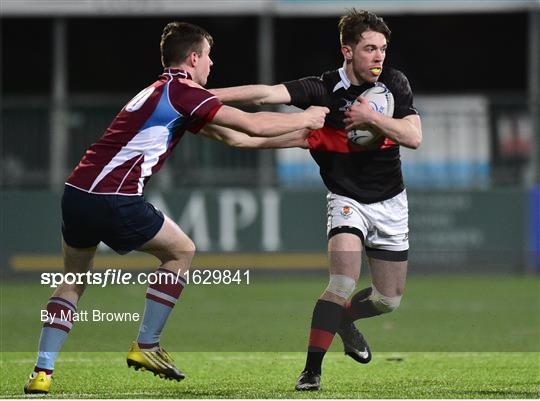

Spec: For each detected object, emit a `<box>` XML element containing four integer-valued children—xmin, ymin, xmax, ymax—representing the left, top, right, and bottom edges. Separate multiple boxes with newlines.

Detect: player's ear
<box><xmin>341</xmin><ymin>45</ymin><xmax>353</xmax><ymax>61</ymax></box>
<box><xmin>189</xmin><ymin>51</ymin><xmax>198</xmax><ymax>67</ymax></box>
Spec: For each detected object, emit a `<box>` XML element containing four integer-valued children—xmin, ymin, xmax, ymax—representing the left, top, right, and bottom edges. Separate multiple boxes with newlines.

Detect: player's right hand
<box><xmin>304</xmin><ymin>106</ymin><xmax>330</xmax><ymax>129</ymax></box>
<box><xmin>343</xmin><ymin>96</ymin><xmax>374</xmax><ymax>130</ymax></box>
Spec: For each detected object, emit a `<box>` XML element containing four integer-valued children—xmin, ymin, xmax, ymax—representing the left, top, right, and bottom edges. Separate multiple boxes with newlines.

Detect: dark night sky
<box><xmin>1</xmin><ymin>12</ymin><xmax>528</xmax><ymax>95</ymax></box>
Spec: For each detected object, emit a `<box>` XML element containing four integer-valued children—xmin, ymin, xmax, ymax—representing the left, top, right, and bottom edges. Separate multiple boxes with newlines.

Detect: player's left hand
<box><xmin>343</xmin><ymin>96</ymin><xmax>375</xmax><ymax>131</ymax></box>
<box><xmin>304</xmin><ymin>106</ymin><xmax>330</xmax><ymax>130</ymax></box>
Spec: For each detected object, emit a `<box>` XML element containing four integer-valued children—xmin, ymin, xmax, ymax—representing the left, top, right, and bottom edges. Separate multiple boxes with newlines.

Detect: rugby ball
<box><xmin>347</xmin><ymin>82</ymin><xmax>394</xmax><ymax>146</ymax></box>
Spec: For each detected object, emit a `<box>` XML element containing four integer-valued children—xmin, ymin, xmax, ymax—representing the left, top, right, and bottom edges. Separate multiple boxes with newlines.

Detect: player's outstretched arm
<box><xmin>200</xmin><ymin>124</ymin><xmax>310</xmax><ymax>149</ymax></box>
<box><xmin>210</xmin><ymin>84</ymin><xmax>292</xmax><ymax>106</ymax></box>
<box><xmin>344</xmin><ymin>97</ymin><xmax>422</xmax><ymax>149</ymax></box>
<box><xmin>177</xmin><ymin>79</ymin><xmax>292</xmax><ymax>106</ymax></box>
<box><xmin>212</xmin><ymin>105</ymin><xmax>328</xmax><ymax>137</ymax></box>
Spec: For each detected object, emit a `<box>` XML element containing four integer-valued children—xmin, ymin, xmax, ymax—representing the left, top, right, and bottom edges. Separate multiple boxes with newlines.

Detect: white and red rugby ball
<box><xmin>347</xmin><ymin>82</ymin><xmax>394</xmax><ymax>146</ymax></box>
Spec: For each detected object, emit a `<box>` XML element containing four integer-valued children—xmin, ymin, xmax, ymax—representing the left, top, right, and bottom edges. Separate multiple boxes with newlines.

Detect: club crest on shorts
<box><xmin>340</xmin><ymin>206</ymin><xmax>353</xmax><ymax>219</ymax></box>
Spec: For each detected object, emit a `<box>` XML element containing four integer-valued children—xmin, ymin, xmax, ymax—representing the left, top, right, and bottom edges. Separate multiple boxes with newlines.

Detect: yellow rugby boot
<box><xmin>24</xmin><ymin>371</ymin><xmax>52</xmax><ymax>394</ymax></box>
<box><xmin>126</xmin><ymin>341</ymin><xmax>185</xmax><ymax>381</ymax></box>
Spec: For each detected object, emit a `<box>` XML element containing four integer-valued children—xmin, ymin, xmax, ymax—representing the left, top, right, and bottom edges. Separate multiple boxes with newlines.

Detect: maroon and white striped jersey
<box><xmin>66</xmin><ymin>68</ymin><xmax>222</xmax><ymax>195</ymax></box>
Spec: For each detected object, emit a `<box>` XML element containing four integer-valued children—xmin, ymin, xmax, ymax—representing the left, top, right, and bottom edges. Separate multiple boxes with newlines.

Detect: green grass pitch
<box><xmin>1</xmin><ymin>275</ymin><xmax>539</xmax><ymax>398</ymax></box>
<box><xmin>1</xmin><ymin>351</ymin><xmax>539</xmax><ymax>398</ymax></box>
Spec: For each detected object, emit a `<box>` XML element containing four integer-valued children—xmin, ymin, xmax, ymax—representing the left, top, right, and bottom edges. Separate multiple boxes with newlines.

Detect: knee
<box><xmin>174</xmin><ymin>236</ymin><xmax>196</xmax><ymax>254</ymax></box>
<box><xmin>370</xmin><ymin>285</ymin><xmax>402</xmax><ymax>313</ymax></box>
<box><xmin>185</xmin><ymin>238</ymin><xmax>196</xmax><ymax>253</ymax></box>
<box><xmin>169</xmin><ymin>238</ymin><xmax>196</xmax><ymax>267</ymax></box>
<box><xmin>325</xmin><ymin>274</ymin><xmax>356</xmax><ymax>300</ymax></box>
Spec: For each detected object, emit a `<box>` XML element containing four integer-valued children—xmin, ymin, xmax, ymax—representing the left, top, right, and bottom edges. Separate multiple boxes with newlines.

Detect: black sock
<box><xmin>304</xmin><ymin>299</ymin><xmax>344</xmax><ymax>374</ymax></box>
<box><xmin>343</xmin><ymin>287</ymin><xmax>383</xmax><ymax>322</ymax></box>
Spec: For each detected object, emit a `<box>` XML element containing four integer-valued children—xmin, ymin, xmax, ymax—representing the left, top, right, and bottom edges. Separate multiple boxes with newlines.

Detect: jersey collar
<box><xmin>333</xmin><ymin>67</ymin><xmax>351</xmax><ymax>92</ymax></box>
<box><xmin>334</xmin><ymin>67</ymin><xmax>373</xmax><ymax>93</ymax></box>
<box><xmin>162</xmin><ymin>68</ymin><xmax>192</xmax><ymax>79</ymax></box>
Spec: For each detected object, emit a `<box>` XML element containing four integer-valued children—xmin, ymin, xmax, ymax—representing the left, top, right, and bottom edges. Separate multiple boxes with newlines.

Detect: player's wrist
<box><xmin>368</xmin><ymin>110</ymin><xmax>384</xmax><ymax>129</ymax></box>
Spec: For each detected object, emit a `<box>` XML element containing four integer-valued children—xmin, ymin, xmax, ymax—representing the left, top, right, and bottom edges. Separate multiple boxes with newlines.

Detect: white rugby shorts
<box><xmin>326</xmin><ymin>190</ymin><xmax>409</xmax><ymax>252</ymax></box>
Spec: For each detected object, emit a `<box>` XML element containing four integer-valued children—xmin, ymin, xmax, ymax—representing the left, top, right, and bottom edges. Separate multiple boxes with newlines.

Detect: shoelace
<box><xmin>157</xmin><ymin>348</ymin><xmax>174</xmax><ymax>363</ymax></box>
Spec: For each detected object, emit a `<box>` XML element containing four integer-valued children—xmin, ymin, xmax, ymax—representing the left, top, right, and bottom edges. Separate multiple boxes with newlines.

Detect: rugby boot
<box><xmin>127</xmin><ymin>341</ymin><xmax>185</xmax><ymax>381</ymax></box>
<box><xmin>337</xmin><ymin>321</ymin><xmax>372</xmax><ymax>364</ymax></box>
<box><xmin>23</xmin><ymin>371</ymin><xmax>52</xmax><ymax>394</ymax></box>
<box><xmin>295</xmin><ymin>370</ymin><xmax>321</xmax><ymax>391</ymax></box>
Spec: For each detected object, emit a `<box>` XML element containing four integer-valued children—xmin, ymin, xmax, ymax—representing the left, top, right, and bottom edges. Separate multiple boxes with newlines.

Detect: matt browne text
<box><xmin>41</xmin><ymin>309</ymin><xmax>140</xmax><ymax>322</ymax></box>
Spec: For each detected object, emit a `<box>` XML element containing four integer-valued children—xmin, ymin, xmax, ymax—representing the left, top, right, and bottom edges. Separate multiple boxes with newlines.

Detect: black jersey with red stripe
<box><xmin>283</xmin><ymin>67</ymin><xmax>418</xmax><ymax>204</ymax></box>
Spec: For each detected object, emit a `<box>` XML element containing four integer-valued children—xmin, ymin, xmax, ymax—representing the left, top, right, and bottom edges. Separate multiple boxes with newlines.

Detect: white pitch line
<box><xmin>2</xmin><ymin>357</ymin><xmax>112</xmax><ymax>364</ymax></box>
<box><xmin>6</xmin><ymin>391</ymin><xmax>164</xmax><ymax>398</ymax></box>
<box><xmin>208</xmin><ymin>354</ymin><xmax>303</xmax><ymax>361</ymax></box>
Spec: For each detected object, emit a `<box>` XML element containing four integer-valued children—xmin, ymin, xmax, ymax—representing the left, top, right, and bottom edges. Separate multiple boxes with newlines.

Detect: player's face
<box><xmin>345</xmin><ymin>30</ymin><xmax>387</xmax><ymax>85</ymax></box>
<box><xmin>194</xmin><ymin>39</ymin><xmax>213</xmax><ymax>86</ymax></box>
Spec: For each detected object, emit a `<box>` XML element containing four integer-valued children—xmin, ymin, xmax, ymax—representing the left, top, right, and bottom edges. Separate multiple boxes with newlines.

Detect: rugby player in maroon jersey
<box><xmin>23</xmin><ymin>21</ymin><xmax>329</xmax><ymax>395</ymax></box>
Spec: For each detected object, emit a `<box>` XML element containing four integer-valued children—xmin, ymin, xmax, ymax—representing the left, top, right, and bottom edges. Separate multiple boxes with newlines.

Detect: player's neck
<box><xmin>343</xmin><ymin>63</ymin><xmax>365</xmax><ymax>86</ymax></box>
<box><xmin>167</xmin><ymin>63</ymin><xmax>198</xmax><ymax>83</ymax></box>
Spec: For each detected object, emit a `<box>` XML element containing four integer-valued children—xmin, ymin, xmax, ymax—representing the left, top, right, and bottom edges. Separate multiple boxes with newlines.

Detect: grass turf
<box><xmin>1</xmin><ymin>275</ymin><xmax>539</xmax><ymax>398</ymax></box>
<box><xmin>1</xmin><ymin>351</ymin><xmax>539</xmax><ymax>398</ymax></box>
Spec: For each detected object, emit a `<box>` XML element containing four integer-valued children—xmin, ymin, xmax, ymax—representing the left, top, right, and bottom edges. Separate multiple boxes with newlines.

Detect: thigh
<box><xmin>326</xmin><ymin>192</ymin><xmax>368</xmax><ymax>281</ymax></box>
<box><xmin>328</xmin><ymin>233</ymin><xmax>363</xmax><ymax>281</ymax></box>
<box><xmin>137</xmin><ymin>215</ymin><xmax>195</xmax><ymax>272</ymax></box>
<box><xmin>368</xmin><ymin>257</ymin><xmax>407</xmax><ymax>297</ymax></box>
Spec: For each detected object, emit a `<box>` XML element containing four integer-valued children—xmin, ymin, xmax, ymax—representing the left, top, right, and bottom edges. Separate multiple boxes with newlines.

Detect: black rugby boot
<box><xmin>337</xmin><ymin>321</ymin><xmax>372</xmax><ymax>364</ymax></box>
<box><xmin>295</xmin><ymin>370</ymin><xmax>321</xmax><ymax>391</ymax></box>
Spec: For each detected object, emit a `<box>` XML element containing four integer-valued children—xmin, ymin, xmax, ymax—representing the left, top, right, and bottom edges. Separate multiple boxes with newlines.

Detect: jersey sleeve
<box><xmin>169</xmin><ymin>82</ymin><xmax>223</xmax><ymax>133</ymax></box>
<box><xmin>384</xmin><ymin>69</ymin><xmax>418</xmax><ymax>119</ymax></box>
<box><xmin>283</xmin><ymin>76</ymin><xmax>329</xmax><ymax>109</ymax></box>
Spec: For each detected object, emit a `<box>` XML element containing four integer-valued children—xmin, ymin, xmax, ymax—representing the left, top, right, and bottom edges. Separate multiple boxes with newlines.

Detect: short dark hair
<box><xmin>338</xmin><ymin>9</ymin><xmax>391</xmax><ymax>47</ymax></box>
<box><xmin>160</xmin><ymin>22</ymin><xmax>214</xmax><ymax>67</ymax></box>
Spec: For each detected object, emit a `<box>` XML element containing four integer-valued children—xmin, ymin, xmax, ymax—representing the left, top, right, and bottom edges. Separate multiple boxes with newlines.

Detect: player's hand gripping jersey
<box><xmin>67</xmin><ymin>68</ymin><xmax>222</xmax><ymax>195</ymax></box>
<box><xmin>284</xmin><ymin>67</ymin><xmax>418</xmax><ymax>204</ymax></box>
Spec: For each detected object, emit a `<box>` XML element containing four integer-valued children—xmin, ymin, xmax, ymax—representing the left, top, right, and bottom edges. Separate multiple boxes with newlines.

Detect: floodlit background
<box><xmin>1</xmin><ymin>0</ymin><xmax>539</xmax><ymax>354</ymax></box>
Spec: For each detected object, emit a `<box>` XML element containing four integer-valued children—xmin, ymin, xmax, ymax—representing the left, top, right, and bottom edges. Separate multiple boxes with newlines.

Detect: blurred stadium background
<box><xmin>2</xmin><ymin>0</ymin><xmax>539</xmax><ymax>273</ymax></box>
<box><xmin>1</xmin><ymin>0</ymin><xmax>540</xmax><ymax>357</ymax></box>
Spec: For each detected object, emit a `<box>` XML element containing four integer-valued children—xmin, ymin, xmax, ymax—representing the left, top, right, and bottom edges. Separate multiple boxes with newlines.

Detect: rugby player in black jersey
<box><xmin>208</xmin><ymin>9</ymin><xmax>422</xmax><ymax>391</ymax></box>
